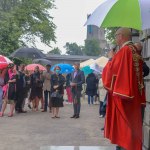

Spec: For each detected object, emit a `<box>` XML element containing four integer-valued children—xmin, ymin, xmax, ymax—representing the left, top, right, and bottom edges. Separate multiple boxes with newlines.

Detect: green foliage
<box><xmin>64</xmin><ymin>42</ymin><xmax>83</xmax><ymax>55</ymax></box>
<box><xmin>105</xmin><ymin>27</ymin><xmax>118</xmax><ymax>44</ymax></box>
<box><xmin>21</xmin><ymin>58</ymin><xmax>32</xmax><ymax>65</ymax></box>
<box><xmin>0</xmin><ymin>0</ymin><xmax>56</xmax><ymax>55</ymax></box>
<box><xmin>48</xmin><ymin>47</ymin><xmax>61</xmax><ymax>54</ymax></box>
<box><xmin>83</xmin><ymin>39</ymin><xmax>101</xmax><ymax>56</ymax></box>
<box><xmin>9</xmin><ymin>57</ymin><xmax>32</xmax><ymax>65</ymax></box>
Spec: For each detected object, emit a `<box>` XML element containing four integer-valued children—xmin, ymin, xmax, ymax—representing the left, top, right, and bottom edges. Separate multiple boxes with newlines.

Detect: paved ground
<box><xmin>0</xmin><ymin>100</ymin><xmax>115</xmax><ymax>150</ymax></box>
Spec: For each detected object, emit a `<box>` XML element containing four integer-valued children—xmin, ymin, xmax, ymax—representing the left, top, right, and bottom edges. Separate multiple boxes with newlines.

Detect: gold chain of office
<box><xmin>128</xmin><ymin>44</ymin><xmax>144</xmax><ymax>95</ymax></box>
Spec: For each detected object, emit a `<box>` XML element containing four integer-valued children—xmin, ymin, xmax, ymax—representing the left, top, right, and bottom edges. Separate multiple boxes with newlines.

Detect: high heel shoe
<box><xmin>0</xmin><ymin>112</ymin><xmax>4</xmax><ymax>117</ymax></box>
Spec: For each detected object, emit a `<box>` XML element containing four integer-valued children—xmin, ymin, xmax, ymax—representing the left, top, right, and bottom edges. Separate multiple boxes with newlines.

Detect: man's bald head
<box><xmin>115</xmin><ymin>28</ymin><xmax>132</xmax><ymax>47</ymax></box>
<box><xmin>116</xmin><ymin>28</ymin><xmax>132</xmax><ymax>37</ymax></box>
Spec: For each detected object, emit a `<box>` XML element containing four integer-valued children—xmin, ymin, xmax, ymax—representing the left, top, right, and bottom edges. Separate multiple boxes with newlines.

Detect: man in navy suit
<box><xmin>70</xmin><ymin>62</ymin><xmax>85</xmax><ymax>119</ymax></box>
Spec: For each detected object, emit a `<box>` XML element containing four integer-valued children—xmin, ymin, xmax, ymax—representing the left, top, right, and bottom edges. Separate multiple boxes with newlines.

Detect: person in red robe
<box><xmin>102</xmin><ymin>28</ymin><xmax>146</xmax><ymax>150</ymax></box>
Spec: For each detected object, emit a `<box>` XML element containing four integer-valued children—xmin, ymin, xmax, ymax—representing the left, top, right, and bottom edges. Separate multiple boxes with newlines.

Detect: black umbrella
<box><xmin>10</xmin><ymin>47</ymin><xmax>46</xmax><ymax>59</ymax></box>
<box><xmin>32</xmin><ymin>58</ymin><xmax>51</xmax><ymax>66</ymax></box>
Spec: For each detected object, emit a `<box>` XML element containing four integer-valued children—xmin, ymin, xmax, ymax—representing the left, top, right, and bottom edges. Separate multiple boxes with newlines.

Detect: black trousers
<box><xmin>72</xmin><ymin>90</ymin><xmax>81</xmax><ymax>116</ymax></box>
<box><xmin>44</xmin><ymin>90</ymin><xmax>51</xmax><ymax>111</ymax></box>
<box><xmin>73</xmin><ymin>102</ymin><xmax>81</xmax><ymax>116</ymax></box>
<box><xmin>16</xmin><ymin>88</ymin><xmax>25</xmax><ymax>111</ymax></box>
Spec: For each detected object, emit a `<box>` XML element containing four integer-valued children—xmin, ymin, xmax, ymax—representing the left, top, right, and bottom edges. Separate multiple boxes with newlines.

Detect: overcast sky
<box><xmin>35</xmin><ymin>0</ymin><xmax>101</xmax><ymax>54</ymax></box>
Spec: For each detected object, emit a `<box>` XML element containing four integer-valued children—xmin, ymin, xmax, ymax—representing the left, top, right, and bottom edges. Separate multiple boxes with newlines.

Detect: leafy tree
<box><xmin>48</xmin><ymin>47</ymin><xmax>61</xmax><ymax>54</ymax></box>
<box><xmin>8</xmin><ymin>57</ymin><xmax>32</xmax><ymax>66</ymax></box>
<box><xmin>105</xmin><ymin>27</ymin><xmax>118</xmax><ymax>44</ymax></box>
<box><xmin>64</xmin><ymin>42</ymin><xmax>83</xmax><ymax>55</ymax></box>
<box><xmin>0</xmin><ymin>0</ymin><xmax>56</xmax><ymax>55</ymax></box>
<box><xmin>83</xmin><ymin>39</ymin><xmax>101</xmax><ymax>56</ymax></box>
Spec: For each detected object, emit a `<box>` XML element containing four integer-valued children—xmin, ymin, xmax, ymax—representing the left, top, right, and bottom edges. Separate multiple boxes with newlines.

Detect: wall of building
<box><xmin>46</xmin><ymin>54</ymin><xmax>98</xmax><ymax>66</ymax></box>
<box><xmin>87</xmin><ymin>25</ymin><xmax>107</xmax><ymax>49</ymax></box>
<box><xmin>141</xmin><ymin>29</ymin><xmax>150</xmax><ymax>150</ymax></box>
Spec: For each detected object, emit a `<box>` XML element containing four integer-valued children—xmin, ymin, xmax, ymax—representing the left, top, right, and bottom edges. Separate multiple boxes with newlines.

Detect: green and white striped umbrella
<box><xmin>85</xmin><ymin>0</ymin><xmax>150</xmax><ymax>30</ymax></box>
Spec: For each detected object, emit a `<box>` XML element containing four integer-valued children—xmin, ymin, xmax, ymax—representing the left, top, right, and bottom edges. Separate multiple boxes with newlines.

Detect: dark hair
<box><xmin>74</xmin><ymin>62</ymin><xmax>80</xmax><ymax>66</ymax></box>
<box><xmin>35</xmin><ymin>66</ymin><xmax>39</xmax><ymax>70</ymax></box>
<box><xmin>54</xmin><ymin>66</ymin><xmax>61</xmax><ymax>71</ymax></box>
<box><xmin>8</xmin><ymin>63</ymin><xmax>14</xmax><ymax>68</ymax></box>
<box><xmin>20</xmin><ymin>64</ymin><xmax>25</xmax><ymax>67</ymax></box>
<box><xmin>46</xmin><ymin>64</ymin><xmax>51</xmax><ymax>67</ymax></box>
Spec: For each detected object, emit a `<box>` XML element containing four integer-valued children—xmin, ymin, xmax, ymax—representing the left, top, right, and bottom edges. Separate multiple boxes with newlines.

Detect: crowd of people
<box><xmin>0</xmin><ymin>27</ymin><xmax>149</xmax><ymax>150</ymax></box>
<box><xmin>0</xmin><ymin>61</ymin><xmax>87</xmax><ymax>119</ymax></box>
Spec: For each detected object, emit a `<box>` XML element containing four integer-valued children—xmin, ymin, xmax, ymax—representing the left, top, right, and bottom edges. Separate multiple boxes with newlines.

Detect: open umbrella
<box><xmin>10</xmin><ymin>47</ymin><xmax>46</xmax><ymax>59</ymax></box>
<box><xmin>25</xmin><ymin>64</ymin><xmax>46</xmax><ymax>71</ymax></box>
<box><xmin>85</xmin><ymin>0</ymin><xmax>150</xmax><ymax>30</ymax></box>
<box><xmin>81</xmin><ymin>66</ymin><xmax>93</xmax><ymax>76</ymax></box>
<box><xmin>0</xmin><ymin>55</ymin><xmax>13</xmax><ymax>69</ymax></box>
<box><xmin>95</xmin><ymin>56</ymin><xmax>108</xmax><ymax>68</ymax></box>
<box><xmin>90</xmin><ymin>63</ymin><xmax>102</xmax><ymax>74</ymax></box>
<box><xmin>80</xmin><ymin>59</ymin><xmax>95</xmax><ymax>68</ymax></box>
<box><xmin>51</xmin><ymin>64</ymin><xmax>74</xmax><ymax>74</ymax></box>
<box><xmin>32</xmin><ymin>59</ymin><xmax>51</xmax><ymax>66</ymax></box>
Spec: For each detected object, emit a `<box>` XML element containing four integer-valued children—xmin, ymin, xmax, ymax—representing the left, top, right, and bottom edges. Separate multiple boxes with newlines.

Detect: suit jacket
<box><xmin>42</xmin><ymin>71</ymin><xmax>52</xmax><ymax>91</ymax></box>
<box><xmin>71</xmin><ymin>69</ymin><xmax>85</xmax><ymax>91</ymax></box>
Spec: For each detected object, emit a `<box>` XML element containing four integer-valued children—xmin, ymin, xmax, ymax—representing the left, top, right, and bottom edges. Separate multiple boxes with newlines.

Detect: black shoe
<box><xmin>75</xmin><ymin>115</ymin><xmax>80</xmax><ymax>119</ymax></box>
<box><xmin>116</xmin><ymin>146</ymin><xmax>123</xmax><ymax>150</ymax></box>
<box><xmin>41</xmin><ymin>110</ymin><xmax>47</xmax><ymax>112</ymax></box>
<box><xmin>28</xmin><ymin>104</ymin><xmax>32</xmax><ymax>109</ymax></box>
<box><xmin>18</xmin><ymin>110</ymin><xmax>27</xmax><ymax>113</ymax></box>
<box><xmin>101</xmin><ymin>127</ymin><xmax>104</xmax><ymax>131</ymax></box>
<box><xmin>70</xmin><ymin>115</ymin><xmax>76</xmax><ymax>118</ymax></box>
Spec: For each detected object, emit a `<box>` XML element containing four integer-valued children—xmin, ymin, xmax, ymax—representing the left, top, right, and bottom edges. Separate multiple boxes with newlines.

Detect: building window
<box><xmin>88</xmin><ymin>25</ymin><xmax>93</xmax><ymax>34</ymax></box>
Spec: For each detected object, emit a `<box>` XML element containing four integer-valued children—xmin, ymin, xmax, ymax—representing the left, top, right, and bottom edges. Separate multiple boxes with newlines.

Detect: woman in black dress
<box><xmin>51</xmin><ymin>66</ymin><xmax>65</xmax><ymax>118</ymax></box>
<box><xmin>30</xmin><ymin>66</ymin><xmax>43</xmax><ymax>111</ymax></box>
<box><xmin>86</xmin><ymin>72</ymin><xmax>99</xmax><ymax>105</ymax></box>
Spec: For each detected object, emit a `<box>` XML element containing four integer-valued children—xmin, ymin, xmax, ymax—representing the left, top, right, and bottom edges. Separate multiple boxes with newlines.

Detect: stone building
<box><xmin>141</xmin><ymin>29</ymin><xmax>150</xmax><ymax>150</ymax></box>
<box><xmin>46</xmin><ymin>54</ymin><xmax>98</xmax><ymax>66</ymax></box>
<box><xmin>86</xmin><ymin>15</ymin><xmax>108</xmax><ymax>50</ymax></box>
<box><xmin>129</xmin><ymin>29</ymin><xmax>150</xmax><ymax>150</ymax></box>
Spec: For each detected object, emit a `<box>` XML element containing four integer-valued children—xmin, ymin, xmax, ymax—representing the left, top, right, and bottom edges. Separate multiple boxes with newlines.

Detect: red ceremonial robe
<box><xmin>102</xmin><ymin>44</ymin><xmax>145</xmax><ymax>150</ymax></box>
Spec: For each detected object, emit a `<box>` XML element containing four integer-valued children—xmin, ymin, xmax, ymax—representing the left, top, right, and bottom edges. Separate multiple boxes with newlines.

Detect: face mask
<box><xmin>55</xmin><ymin>69</ymin><xmax>60</xmax><ymax>74</ymax></box>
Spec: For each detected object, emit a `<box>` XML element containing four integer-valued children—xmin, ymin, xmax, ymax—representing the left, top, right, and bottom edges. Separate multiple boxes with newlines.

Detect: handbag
<box><xmin>51</xmin><ymin>91</ymin><xmax>62</xmax><ymax>98</ymax></box>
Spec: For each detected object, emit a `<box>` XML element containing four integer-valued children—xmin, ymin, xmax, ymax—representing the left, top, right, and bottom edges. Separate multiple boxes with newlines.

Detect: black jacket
<box><xmin>143</xmin><ymin>62</ymin><xmax>149</xmax><ymax>77</ymax></box>
<box><xmin>86</xmin><ymin>73</ymin><xmax>99</xmax><ymax>96</ymax></box>
<box><xmin>51</xmin><ymin>73</ymin><xmax>65</xmax><ymax>94</ymax></box>
<box><xmin>66</xmin><ymin>73</ymin><xmax>71</xmax><ymax>87</ymax></box>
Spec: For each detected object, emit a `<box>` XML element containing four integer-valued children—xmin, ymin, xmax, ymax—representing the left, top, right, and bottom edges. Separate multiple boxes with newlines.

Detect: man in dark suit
<box><xmin>70</xmin><ymin>62</ymin><xmax>85</xmax><ymax>119</ymax></box>
<box><xmin>16</xmin><ymin>64</ymin><xmax>27</xmax><ymax>113</ymax></box>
